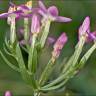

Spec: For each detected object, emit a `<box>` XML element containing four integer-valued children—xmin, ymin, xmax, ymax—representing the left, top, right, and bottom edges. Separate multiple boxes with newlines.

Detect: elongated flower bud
<box><xmin>4</xmin><ymin>91</ymin><xmax>12</xmax><ymax>96</ymax></box>
<box><xmin>52</xmin><ymin>33</ymin><xmax>68</xmax><ymax>62</ymax></box>
<box><xmin>78</xmin><ymin>16</ymin><xmax>90</xmax><ymax>39</ymax></box>
<box><xmin>31</xmin><ymin>14</ymin><xmax>40</xmax><ymax>34</ymax></box>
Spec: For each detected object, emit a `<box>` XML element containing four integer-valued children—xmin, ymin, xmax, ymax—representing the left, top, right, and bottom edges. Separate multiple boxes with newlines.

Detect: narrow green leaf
<box><xmin>3</xmin><ymin>45</ymin><xmax>17</xmax><ymax>59</ymax></box>
<box><xmin>40</xmin><ymin>79</ymin><xmax>68</xmax><ymax>91</ymax></box>
<box><xmin>16</xmin><ymin>44</ymin><xmax>26</xmax><ymax>70</ymax></box>
<box><xmin>45</xmin><ymin>66</ymin><xmax>81</xmax><ymax>91</ymax></box>
<box><xmin>39</xmin><ymin>59</ymin><xmax>53</xmax><ymax>86</ymax></box>
<box><xmin>41</xmin><ymin>67</ymin><xmax>77</xmax><ymax>89</ymax></box>
<box><xmin>5</xmin><ymin>38</ymin><xmax>11</xmax><ymax>51</ymax></box>
<box><xmin>77</xmin><ymin>42</ymin><xmax>96</xmax><ymax>69</ymax></box>
<box><xmin>0</xmin><ymin>50</ymin><xmax>20</xmax><ymax>72</ymax></box>
<box><xmin>32</xmin><ymin>48</ymin><xmax>37</xmax><ymax>73</ymax></box>
<box><xmin>16</xmin><ymin>43</ymin><xmax>37</xmax><ymax>89</ymax></box>
<box><xmin>21</xmin><ymin>45</ymin><xmax>28</xmax><ymax>53</ymax></box>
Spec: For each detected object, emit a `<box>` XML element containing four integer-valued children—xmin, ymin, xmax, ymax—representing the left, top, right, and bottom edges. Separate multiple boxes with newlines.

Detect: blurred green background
<box><xmin>0</xmin><ymin>0</ymin><xmax>96</xmax><ymax>96</ymax></box>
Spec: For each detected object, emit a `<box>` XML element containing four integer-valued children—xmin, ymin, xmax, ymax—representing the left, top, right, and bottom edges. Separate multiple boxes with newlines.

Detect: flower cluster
<box><xmin>0</xmin><ymin>1</ymin><xmax>96</xmax><ymax>96</ymax></box>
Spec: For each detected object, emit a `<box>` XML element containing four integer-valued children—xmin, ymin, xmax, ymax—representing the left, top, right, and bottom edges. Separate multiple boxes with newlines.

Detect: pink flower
<box><xmin>31</xmin><ymin>14</ymin><xmax>40</xmax><ymax>34</ymax></box>
<box><xmin>38</xmin><ymin>1</ymin><xmax>72</xmax><ymax>22</ymax></box>
<box><xmin>4</xmin><ymin>91</ymin><xmax>12</xmax><ymax>96</ymax></box>
<box><xmin>78</xmin><ymin>16</ymin><xmax>96</xmax><ymax>42</ymax></box>
<box><xmin>78</xmin><ymin>16</ymin><xmax>90</xmax><ymax>38</ymax></box>
<box><xmin>0</xmin><ymin>1</ymin><xmax>33</xmax><ymax>19</ymax></box>
<box><xmin>52</xmin><ymin>33</ymin><xmax>68</xmax><ymax>59</ymax></box>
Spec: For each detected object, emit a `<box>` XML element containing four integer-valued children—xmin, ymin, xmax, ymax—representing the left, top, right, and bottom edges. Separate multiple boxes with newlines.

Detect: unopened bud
<box><xmin>4</xmin><ymin>91</ymin><xmax>12</xmax><ymax>96</ymax></box>
<box><xmin>52</xmin><ymin>33</ymin><xmax>68</xmax><ymax>62</ymax></box>
<box><xmin>31</xmin><ymin>14</ymin><xmax>40</xmax><ymax>34</ymax></box>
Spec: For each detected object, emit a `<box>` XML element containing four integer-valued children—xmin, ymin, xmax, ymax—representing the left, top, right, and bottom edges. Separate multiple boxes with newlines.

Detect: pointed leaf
<box><xmin>0</xmin><ymin>50</ymin><xmax>20</xmax><ymax>72</ymax></box>
<box><xmin>16</xmin><ymin>43</ymin><xmax>37</xmax><ymax>89</ymax></box>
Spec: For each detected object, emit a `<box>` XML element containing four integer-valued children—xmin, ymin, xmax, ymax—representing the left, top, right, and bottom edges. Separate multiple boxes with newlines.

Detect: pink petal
<box><xmin>55</xmin><ymin>16</ymin><xmax>72</xmax><ymax>22</ymax></box>
<box><xmin>38</xmin><ymin>1</ymin><xmax>47</xmax><ymax>13</ymax></box>
<box><xmin>79</xmin><ymin>16</ymin><xmax>90</xmax><ymax>35</ymax></box>
<box><xmin>31</xmin><ymin>14</ymin><xmax>40</xmax><ymax>34</ymax></box>
<box><xmin>47</xmin><ymin>37</ymin><xmax>56</xmax><ymax>45</ymax></box>
<box><xmin>48</xmin><ymin>6</ymin><xmax>58</xmax><ymax>16</ymax></box>
<box><xmin>0</xmin><ymin>13</ymin><xmax>9</xmax><ymax>18</ymax></box>
<box><xmin>53</xmin><ymin>33</ymin><xmax>68</xmax><ymax>58</ymax></box>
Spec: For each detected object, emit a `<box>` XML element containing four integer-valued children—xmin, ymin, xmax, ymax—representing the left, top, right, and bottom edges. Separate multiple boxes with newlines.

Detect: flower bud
<box><xmin>4</xmin><ymin>91</ymin><xmax>12</xmax><ymax>96</ymax></box>
<box><xmin>52</xmin><ymin>33</ymin><xmax>68</xmax><ymax>61</ymax></box>
<box><xmin>78</xmin><ymin>16</ymin><xmax>90</xmax><ymax>39</ymax></box>
<box><xmin>31</xmin><ymin>14</ymin><xmax>40</xmax><ymax>34</ymax></box>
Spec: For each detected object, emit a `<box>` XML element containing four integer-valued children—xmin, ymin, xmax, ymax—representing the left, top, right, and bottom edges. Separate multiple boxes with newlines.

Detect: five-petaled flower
<box><xmin>38</xmin><ymin>1</ymin><xmax>72</xmax><ymax>22</ymax></box>
<box><xmin>0</xmin><ymin>0</ymin><xmax>32</xmax><ymax>19</ymax></box>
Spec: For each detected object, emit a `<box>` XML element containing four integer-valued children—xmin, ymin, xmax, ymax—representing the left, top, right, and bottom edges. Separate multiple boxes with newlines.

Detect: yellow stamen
<box><xmin>25</xmin><ymin>0</ymin><xmax>32</xmax><ymax>9</ymax></box>
<box><xmin>8</xmin><ymin>6</ymin><xmax>16</xmax><ymax>13</ymax></box>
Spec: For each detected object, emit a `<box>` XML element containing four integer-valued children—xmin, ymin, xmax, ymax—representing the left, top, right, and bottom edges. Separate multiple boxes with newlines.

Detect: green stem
<box><xmin>39</xmin><ymin>59</ymin><xmax>53</xmax><ymax>86</ymax></box>
<box><xmin>16</xmin><ymin>44</ymin><xmax>37</xmax><ymax>89</ymax></box>
<box><xmin>10</xmin><ymin>17</ymin><xmax>16</xmax><ymax>45</ymax></box>
<box><xmin>40</xmin><ymin>20</ymin><xmax>51</xmax><ymax>48</ymax></box>
<box><xmin>24</xmin><ymin>18</ymin><xmax>29</xmax><ymax>49</ymax></box>
<box><xmin>34</xmin><ymin>92</ymin><xmax>40</xmax><ymax>96</ymax></box>
<box><xmin>41</xmin><ymin>79</ymin><xmax>68</xmax><ymax>91</ymax></box>
<box><xmin>28</xmin><ymin>34</ymin><xmax>37</xmax><ymax>72</ymax></box>
<box><xmin>62</xmin><ymin>36</ymin><xmax>85</xmax><ymax>73</ymax></box>
<box><xmin>41</xmin><ymin>68</ymin><xmax>77</xmax><ymax>91</ymax></box>
<box><xmin>41</xmin><ymin>67</ymin><xmax>75</xmax><ymax>89</ymax></box>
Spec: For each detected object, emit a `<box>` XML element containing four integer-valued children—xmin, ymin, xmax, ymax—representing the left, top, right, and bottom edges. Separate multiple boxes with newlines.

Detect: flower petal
<box><xmin>79</xmin><ymin>16</ymin><xmax>90</xmax><ymax>39</ymax></box>
<box><xmin>48</xmin><ymin>6</ymin><xmax>58</xmax><ymax>16</ymax></box>
<box><xmin>86</xmin><ymin>33</ymin><xmax>96</xmax><ymax>43</ymax></box>
<box><xmin>17</xmin><ymin>5</ymin><xmax>29</xmax><ymax>11</ymax></box>
<box><xmin>87</xmin><ymin>31</ymin><xmax>96</xmax><ymax>42</ymax></box>
<box><xmin>38</xmin><ymin>1</ymin><xmax>47</xmax><ymax>13</ymax></box>
<box><xmin>54</xmin><ymin>33</ymin><xmax>68</xmax><ymax>50</ymax></box>
<box><xmin>55</xmin><ymin>16</ymin><xmax>72</xmax><ymax>22</ymax></box>
<box><xmin>0</xmin><ymin>13</ymin><xmax>9</xmax><ymax>18</ymax></box>
<box><xmin>38</xmin><ymin>9</ymin><xmax>46</xmax><ymax>17</ymax></box>
<box><xmin>31</xmin><ymin>14</ymin><xmax>40</xmax><ymax>34</ymax></box>
<box><xmin>81</xmin><ymin>16</ymin><xmax>90</xmax><ymax>33</ymax></box>
<box><xmin>47</xmin><ymin>37</ymin><xmax>56</xmax><ymax>45</ymax></box>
